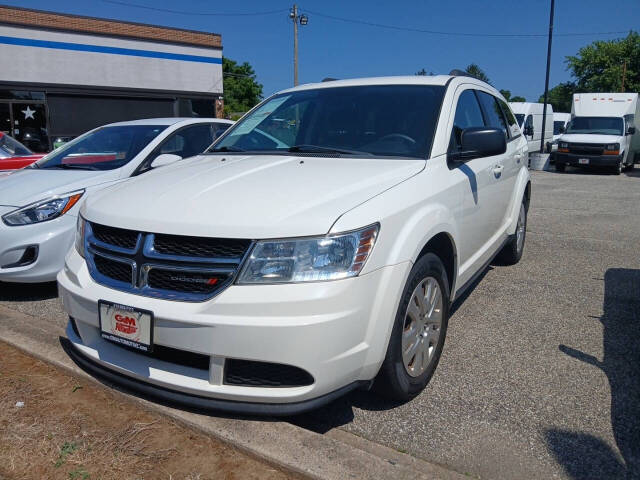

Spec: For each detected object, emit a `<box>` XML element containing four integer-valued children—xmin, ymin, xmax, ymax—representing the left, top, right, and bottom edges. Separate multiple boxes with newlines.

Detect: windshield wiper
<box><xmin>208</xmin><ymin>145</ymin><xmax>246</xmax><ymax>153</ymax></box>
<box><xmin>47</xmin><ymin>164</ymin><xmax>101</xmax><ymax>171</ymax></box>
<box><xmin>288</xmin><ymin>144</ymin><xmax>369</xmax><ymax>156</ymax></box>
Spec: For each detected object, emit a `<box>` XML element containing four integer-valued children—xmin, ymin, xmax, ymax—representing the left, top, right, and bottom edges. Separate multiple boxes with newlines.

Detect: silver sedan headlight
<box><xmin>1</xmin><ymin>190</ymin><xmax>84</xmax><ymax>226</ymax></box>
<box><xmin>237</xmin><ymin>224</ymin><xmax>379</xmax><ymax>284</ymax></box>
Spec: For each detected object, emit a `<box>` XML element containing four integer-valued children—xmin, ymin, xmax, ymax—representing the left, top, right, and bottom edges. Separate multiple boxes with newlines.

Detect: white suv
<box><xmin>59</xmin><ymin>74</ymin><xmax>530</xmax><ymax>415</ymax></box>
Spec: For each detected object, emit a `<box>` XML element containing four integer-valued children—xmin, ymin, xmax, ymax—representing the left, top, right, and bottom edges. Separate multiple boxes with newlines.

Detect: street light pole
<box><xmin>292</xmin><ymin>4</ymin><xmax>298</xmax><ymax>86</ymax></box>
<box><xmin>290</xmin><ymin>5</ymin><xmax>308</xmax><ymax>87</ymax></box>
<box><xmin>540</xmin><ymin>0</ymin><xmax>555</xmax><ymax>153</ymax></box>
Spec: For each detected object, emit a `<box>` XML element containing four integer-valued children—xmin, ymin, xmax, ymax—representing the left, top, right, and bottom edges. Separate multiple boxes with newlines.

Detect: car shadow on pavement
<box><xmin>546</xmin><ymin>268</ymin><xmax>640</xmax><ymax>479</ymax></box>
<box><xmin>0</xmin><ymin>281</ymin><xmax>58</xmax><ymax>301</ymax></box>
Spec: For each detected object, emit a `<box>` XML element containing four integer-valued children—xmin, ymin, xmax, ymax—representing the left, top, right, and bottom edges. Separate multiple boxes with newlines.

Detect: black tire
<box><xmin>556</xmin><ymin>162</ymin><xmax>566</xmax><ymax>172</ymax></box>
<box><xmin>614</xmin><ymin>161</ymin><xmax>622</xmax><ymax>175</ymax></box>
<box><xmin>374</xmin><ymin>253</ymin><xmax>450</xmax><ymax>401</ymax></box>
<box><xmin>497</xmin><ymin>198</ymin><xmax>527</xmax><ymax>265</ymax></box>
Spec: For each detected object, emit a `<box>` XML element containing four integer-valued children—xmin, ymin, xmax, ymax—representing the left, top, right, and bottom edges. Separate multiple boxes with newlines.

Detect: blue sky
<box><xmin>7</xmin><ymin>0</ymin><xmax>640</xmax><ymax>102</ymax></box>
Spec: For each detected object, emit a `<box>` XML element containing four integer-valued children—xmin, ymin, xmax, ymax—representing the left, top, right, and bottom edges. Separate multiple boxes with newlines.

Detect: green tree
<box><xmin>566</xmin><ymin>31</ymin><xmax>639</xmax><ymax>92</ymax></box>
<box><xmin>464</xmin><ymin>63</ymin><xmax>490</xmax><ymax>84</ymax></box>
<box><xmin>538</xmin><ymin>81</ymin><xmax>574</xmax><ymax>112</ymax></box>
<box><xmin>500</xmin><ymin>89</ymin><xmax>525</xmax><ymax>103</ymax></box>
<box><xmin>415</xmin><ymin>68</ymin><xmax>434</xmax><ymax>76</ymax></box>
<box><xmin>510</xmin><ymin>95</ymin><xmax>526</xmax><ymax>102</ymax></box>
<box><xmin>222</xmin><ymin>57</ymin><xmax>263</xmax><ymax>118</ymax></box>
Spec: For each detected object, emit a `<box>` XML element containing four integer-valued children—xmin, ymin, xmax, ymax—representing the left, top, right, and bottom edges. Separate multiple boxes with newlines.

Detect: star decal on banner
<box><xmin>22</xmin><ymin>106</ymin><xmax>36</xmax><ymax>120</ymax></box>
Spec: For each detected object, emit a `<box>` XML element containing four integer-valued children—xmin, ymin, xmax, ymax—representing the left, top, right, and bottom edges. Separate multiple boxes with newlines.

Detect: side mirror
<box><xmin>524</xmin><ymin>125</ymin><xmax>534</xmax><ymax>137</ymax></box>
<box><xmin>449</xmin><ymin>127</ymin><xmax>506</xmax><ymax>163</ymax></box>
<box><xmin>628</xmin><ymin>125</ymin><xmax>636</xmax><ymax>135</ymax></box>
<box><xmin>150</xmin><ymin>153</ymin><xmax>182</xmax><ymax>169</ymax></box>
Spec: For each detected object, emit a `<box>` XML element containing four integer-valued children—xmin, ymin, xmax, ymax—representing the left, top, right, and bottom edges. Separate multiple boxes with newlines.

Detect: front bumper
<box><xmin>58</xmin><ymin>246</ymin><xmax>410</xmax><ymax>411</ymax></box>
<box><xmin>0</xmin><ymin>208</ymin><xmax>76</xmax><ymax>283</ymax></box>
<box><xmin>554</xmin><ymin>153</ymin><xmax>622</xmax><ymax>167</ymax></box>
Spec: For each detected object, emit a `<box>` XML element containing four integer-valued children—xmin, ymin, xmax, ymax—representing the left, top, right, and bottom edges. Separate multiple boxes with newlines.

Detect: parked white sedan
<box><xmin>0</xmin><ymin>118</ymin><xmax>232</xmax><ymax>283</ymax></box>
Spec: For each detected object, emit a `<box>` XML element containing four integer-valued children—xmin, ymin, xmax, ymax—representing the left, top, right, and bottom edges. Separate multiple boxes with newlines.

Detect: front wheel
<box><xmin>556</xmin><ymin>162</ymin><xmax>566</xmax><ymax>172</ymax></box>
<box><xmin>374</xmin><ymin>253</ymin><xmax>450</xmax><ymax>401</ymax></box>
<box><xmin>498</xmin><ymin>199</ymin><xmax>527</xmax><ymax>265</ymax></box>
<box><xmin>614</xmin><ymin>161</ymin><xmax>622</xmax><ymax>175</ymax></box>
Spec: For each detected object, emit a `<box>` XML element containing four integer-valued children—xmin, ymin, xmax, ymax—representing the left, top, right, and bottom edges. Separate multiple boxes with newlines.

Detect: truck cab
<box><xmin>555</xmin><ymin>93</ymin><xmax>639</xmax><ymax>174</ymax></box>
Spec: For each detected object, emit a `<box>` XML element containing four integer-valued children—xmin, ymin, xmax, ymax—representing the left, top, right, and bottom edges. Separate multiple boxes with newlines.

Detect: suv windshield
<box><xmin>566</xmin><ymin>116</ymin><xmax>623</xmax><ymax>136</ymax></box>
<box><xmin>35</xmin><ymin>125</ymin><xmax>167</xmax><ymax>171</ymax></box>
<box><xmin>0</xmin><ymin>133</ymin><xmax>32</xmax><ymax>156</ymax></box>
<box><xmin>211</xmin><ymin>85</ymin><xmax>446</xmax><ymax>159</ymax></box>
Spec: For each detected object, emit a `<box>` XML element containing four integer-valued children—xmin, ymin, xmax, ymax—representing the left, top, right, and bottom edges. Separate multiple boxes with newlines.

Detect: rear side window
<box><xmin>476</xmin><ymin>91</ymin><xmax>509</xmax><ymax>138</ymax></box>
<box><xmin>498</xmin><ymin>99</ymin><xmax>520</xmax><ymax>138</ymax></box>
<box><xmin>449</xmin><ymin>89</ymin><xmax>485</xmax><ymax>151</ymax></box>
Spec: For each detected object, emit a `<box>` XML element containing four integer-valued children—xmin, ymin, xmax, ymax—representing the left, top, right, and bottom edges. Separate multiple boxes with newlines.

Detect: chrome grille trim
<box><xmin>85</xmin><ymin>222</ymin><xmax>253</xmax><ymax>302</ymax></box>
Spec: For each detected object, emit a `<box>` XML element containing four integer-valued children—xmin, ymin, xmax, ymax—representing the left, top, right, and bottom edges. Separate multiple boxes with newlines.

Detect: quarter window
<box><xmin>498</xmin><ymin>99</ymin><xmax>520</xmax><ymax>138</ymax></box>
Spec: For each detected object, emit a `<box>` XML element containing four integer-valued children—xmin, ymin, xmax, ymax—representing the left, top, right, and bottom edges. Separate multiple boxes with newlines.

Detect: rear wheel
<box><xmin>375</xmin><ymin>253</ymin><xmax>449</xmax><ymax>401</ymax></box>
<box><xmin>498</xmin><ymin>199</ymin><xmax>527</xmax><ymax>265</ymax></box>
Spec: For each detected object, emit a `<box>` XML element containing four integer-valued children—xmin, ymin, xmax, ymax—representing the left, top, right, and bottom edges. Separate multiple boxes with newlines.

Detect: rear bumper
<box><xmin>554</xmin><ymin>153</ymin><xmax>622</xmax><ymax>167</ymax></box>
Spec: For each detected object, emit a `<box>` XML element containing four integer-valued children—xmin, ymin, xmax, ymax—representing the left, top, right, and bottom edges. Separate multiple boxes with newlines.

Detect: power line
<box><xmin>99</xmin><ymin>0</ymin><xmax>288</xmax><ymax>17</ymax></box>
<box><xmin>305</xmin><ymin>9</ymin><xmax>631</xmax><ymax>38</ymax></box>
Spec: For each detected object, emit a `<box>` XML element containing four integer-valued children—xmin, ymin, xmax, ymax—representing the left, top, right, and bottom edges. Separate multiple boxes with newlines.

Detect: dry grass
<box><xmin>0</xmin><ymin>341</ymin><xmax>296</xmax><ymax>480</ymax></box>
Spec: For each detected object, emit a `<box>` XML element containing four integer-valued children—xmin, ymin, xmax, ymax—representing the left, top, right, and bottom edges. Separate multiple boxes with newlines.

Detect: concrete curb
<box><xmin>0</xmin><ymin>304</ymin><xmax>466</xmax><ymax>480</ymax></box>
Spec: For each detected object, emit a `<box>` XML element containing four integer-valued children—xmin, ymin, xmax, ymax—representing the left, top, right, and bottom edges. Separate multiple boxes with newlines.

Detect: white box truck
<box><xmin>555</xmin><ymin>93</ymin><xmax>639</xmax><ymax>174</ymax></box>
<box><xmin>510</xmin><ymin>102</ymin><xmax>554</xmax><ymax>160</ymax></box>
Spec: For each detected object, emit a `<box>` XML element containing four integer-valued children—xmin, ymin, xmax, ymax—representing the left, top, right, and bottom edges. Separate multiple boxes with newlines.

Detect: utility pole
<box><xmin>621</xmin><ymin>59</ymin><xmax>627</xmax><ymax>92</ymax></box>
<box><xmin>540</xmin><ymin>0</ymin><xmax>554</xmax><ymax>154</ymax></box>
<box><xmin>290</xmin><ymin>5</ymin><xmax>308</xmax><ymax>86</ymax></box>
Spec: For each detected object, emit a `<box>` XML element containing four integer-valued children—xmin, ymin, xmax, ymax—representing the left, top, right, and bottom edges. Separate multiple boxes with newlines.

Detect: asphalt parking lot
<box><xmin>1</xmin><ymin>166</ymin><xmax>639</xmax><ymax>479</ymax></box>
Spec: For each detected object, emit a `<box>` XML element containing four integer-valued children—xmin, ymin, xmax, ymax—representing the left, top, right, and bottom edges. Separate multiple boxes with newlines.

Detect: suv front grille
<box><xmin>91</xmin><ymin>223</ymin><xmax>139</xmax><ymax>250</ymax></box>
<box><xmin>85</xmin><ymin>222</ymin><xmax>252</xmax><ymax>302</ymax></box>
<box><xmin>153</xmin><ymin>234</ymin><xmax>250</xmax><ymax>259</ymax></box>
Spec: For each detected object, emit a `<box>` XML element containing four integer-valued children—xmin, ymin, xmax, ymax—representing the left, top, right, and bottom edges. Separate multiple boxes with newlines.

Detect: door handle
<box><xmin>493</xmin><ymin>164</ymin><xmax>504</xmax><ymax>176</ymax></box>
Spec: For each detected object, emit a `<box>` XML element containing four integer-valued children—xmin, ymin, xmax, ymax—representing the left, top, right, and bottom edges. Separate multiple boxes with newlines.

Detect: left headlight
<box><xmin>2</xmin><ymin>190</ymin><xmax>85</xmax><ymax>226</ymax></box>
<box><xmin>237</xmin><ymin>224</ymin><xmax>379</xmax><ymax>284</ymax></box>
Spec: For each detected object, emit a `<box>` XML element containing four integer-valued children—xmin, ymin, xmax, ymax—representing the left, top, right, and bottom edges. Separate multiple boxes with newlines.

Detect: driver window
<box><xmin>449</xmin><ymin>89</ymin><xmax>485</xmax><ymax>152</ymax></box>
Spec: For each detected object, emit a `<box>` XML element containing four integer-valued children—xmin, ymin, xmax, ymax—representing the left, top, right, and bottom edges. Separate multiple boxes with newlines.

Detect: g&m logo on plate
<box><xmin>99</xmin><ymin>301</ymin><xmax>153</xmax><ymax>352</ymax></box>
<box><xmin>113</xmin><ymin>314</ymin><xmax>138</xmax><ymax>336</ymax></box>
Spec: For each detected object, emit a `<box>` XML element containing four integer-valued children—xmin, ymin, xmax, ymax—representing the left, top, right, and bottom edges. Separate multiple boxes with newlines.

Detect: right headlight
<box><xmin>75</xmin><ymin>215</ymin><xmax>86</xmax><ymax>258</ymax></box>
<box><xmin>237</xmin><ymin>224</ymin><xmax>379</xmax><ymax>284</ymax></box>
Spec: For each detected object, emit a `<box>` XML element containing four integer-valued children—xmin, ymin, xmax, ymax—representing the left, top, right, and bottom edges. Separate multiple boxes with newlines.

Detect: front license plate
<box><xmin>99</xmin><ymin>300</ymin><xmax>153</xmax><ymax>352</ymax></box>
<box><xmin>578</xmin><ymin>158</ymin><xmax>589</xmax><ymax>165</ymax></box>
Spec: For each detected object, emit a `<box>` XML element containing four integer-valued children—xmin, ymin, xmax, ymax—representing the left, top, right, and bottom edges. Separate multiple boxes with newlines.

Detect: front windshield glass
<box><xmin>566</xmin><ymin>116</ymin><xmax>623</xmax><ymax>136</ymax></box>
<box><xmin>0</xmin><ymin>133</ymin><xmax>32</xmax><ymax>156</ymax></box>
<box><xmin>514</xmin><ymin>114</ymin><xmax>525</xmax><ymax>127</ymax></box>
<box><xmin>211</xmin><ymin>85</ymin><xmax>446</xmax><ymax>159</ymax></box>
<box><xmin>36</xmin><ymin>125</ymin><xmax>167</xmax><ymax>171</ymax></box>
<box><xmin>553</xmin><ymin>121</ymin><xmax>565</xmax><ymax>135</ymax></box>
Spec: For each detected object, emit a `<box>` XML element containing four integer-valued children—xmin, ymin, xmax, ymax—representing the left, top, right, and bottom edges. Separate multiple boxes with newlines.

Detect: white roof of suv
<box><xmin>107</xmin><ymin>117</ymin><xmax>234</xmax><ymax>127</ymax></box>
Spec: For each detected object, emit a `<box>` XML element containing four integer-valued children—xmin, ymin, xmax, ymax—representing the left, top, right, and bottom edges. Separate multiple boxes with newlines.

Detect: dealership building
<box><xmin>0</xmin><ymin>5</ymin><xmax>223</xmax><ymax>152</ymax></box>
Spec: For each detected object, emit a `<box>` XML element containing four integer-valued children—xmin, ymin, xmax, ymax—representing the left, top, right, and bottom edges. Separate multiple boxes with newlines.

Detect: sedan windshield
<box><xmin>566</xmin><ymin>117</ymin><xmax>623</xmax><ymax>136</ymax></box>
<box><xmin>0</xmin><ymin>133</ymin><xmax>32</xmax><ymax>157</ymax></box>
<box><xmin>211</xmin><ymin>85</ymin><xmax>446</xmax><ymax>159</ymax></box>
<box><xmin>36</xmin><ymin>125</ymin><xmax>167</xmax><ymax>170</ymax></box>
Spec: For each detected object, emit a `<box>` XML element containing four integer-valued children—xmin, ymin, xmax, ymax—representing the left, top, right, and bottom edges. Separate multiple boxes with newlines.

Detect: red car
<box><xmin>0</xmin><ymin>132</ymin><xmax>46</xmax><ymax>170</ymax></box>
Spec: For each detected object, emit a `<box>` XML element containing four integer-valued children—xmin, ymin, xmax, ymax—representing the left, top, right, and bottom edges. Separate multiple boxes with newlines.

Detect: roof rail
<box><xmin>448</xmin><ymin>69</ymin><xmax>476</xmax><ymax>79</ymax></box>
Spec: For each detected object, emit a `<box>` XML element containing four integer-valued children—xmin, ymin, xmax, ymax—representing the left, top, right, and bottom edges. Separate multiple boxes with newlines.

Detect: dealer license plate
<box><xmin>99</xmin><ymin>300</ymin><xmax>153</xmax><ymax>352</ymax></box>
<box><xmin>578</xmin><ymin>158</ymin><xmax>589</xmax><ymax>165</ymax></box>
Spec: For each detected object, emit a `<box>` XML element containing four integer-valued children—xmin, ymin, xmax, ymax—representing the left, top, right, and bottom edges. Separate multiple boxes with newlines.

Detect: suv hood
<box><xmin>559</xmin><ymin>133</ymin><xmax>624</xmax><ymax>145</ymax></box>
<box><xmin>85</xmin><ymin>154</ymin><xmax>425</xmax><ymax>238</ymax></box>
<box><xmin>0</xmin><ymin>169</ymin><xmax>118</xmax><ymax>208</ymax></box>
